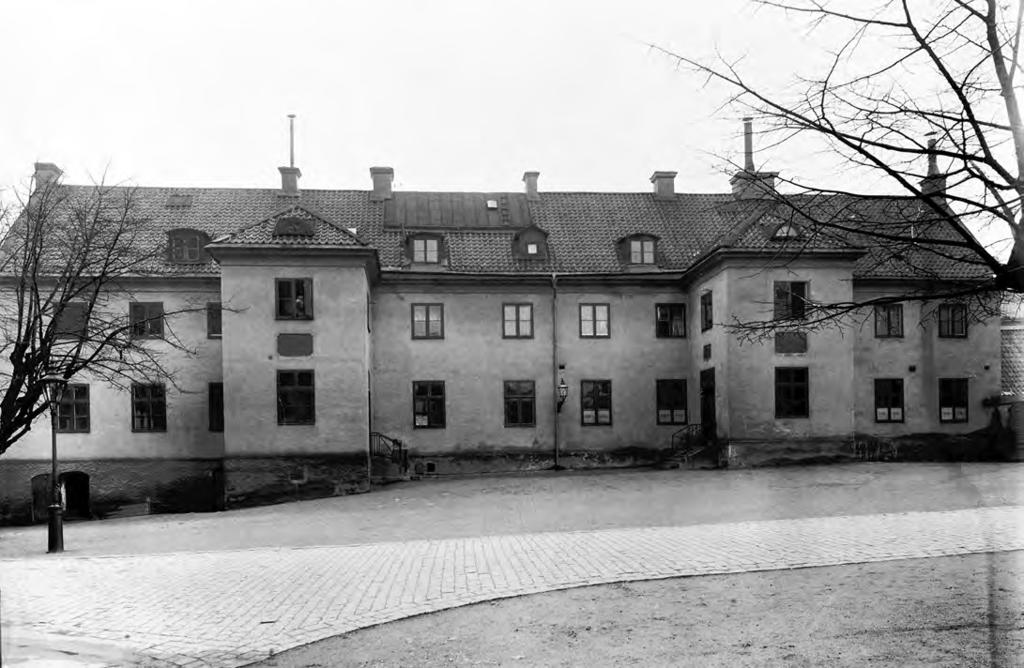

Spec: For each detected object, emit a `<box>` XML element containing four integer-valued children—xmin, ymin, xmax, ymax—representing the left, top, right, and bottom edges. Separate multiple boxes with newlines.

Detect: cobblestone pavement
<box><xmin>1</xmin><ymin>505</ymin><xmax>1022</xmax><ymax>667</ymax></box>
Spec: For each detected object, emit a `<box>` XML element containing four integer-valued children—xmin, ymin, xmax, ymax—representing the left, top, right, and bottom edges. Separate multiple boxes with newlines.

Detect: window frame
<box><xmin>502</xmin><ymin>303</ymin><xmax>534</xmax><ymax>339</ymax></box>
<box><xmin>874</xmin><ymin>378</ymin><xmax>905</xmax><ymax>423</ymax></box>
<box><xmin>54</xmin><ymin>302</ymin><xmax>88</xmax><ymax>340</ymax></box>
<box><xmin>411</xmin><ymin>303</ymin><xmax>445</xmax><ymax>339</ymax></box>
<box><xmin>938</xmin><ymin>303</ymin><xmax>967</xmax><ymax>338</ymax></box>
<box><xmin>167</xmin><ymin>230</ymin><xmax>208</xmax><ymax>264</ymax></box>
<box><xmin>208</xmin><ymin>381</ymin><xmax>224</xmax><ymax>432</ymax></box>
<box><xmin>206</xmin><ymin>302</ymin><xmax>222</xmax><ymax>339</ymax></box>
<box><xmin>700</xmin><ymin>291</ymin><xmax>713</xmax><ymax>331</ymax></box>
<box><xmin>579</xmin><ymin>303</ymin><xmax>610</xmax><ymax>339</ymax></box>
<box><xmin>411</xmin><ymin>237</ymin><xmax>441</xmax><ymax>264</ymax></box>
<box><xmin>874</xmin><ymin>304</ymin><xmax>904</xmax><ymax>338</ymax></box>
<box><xmin>580</xmin><ymin>379</ymin><xmax>613</xmax><ymax>426</ymax></box>
<box><xmin>413</xmin><ymin>380</ymin><xmax>446</xmax><ymax>429</ymax></box>
<box><xmin>503</xmin><ymin>380</ymin><xmax>536</xmax><ymax>427</ymax></box>
<box><xmin>129</xmin><ymin>302</ymin><xmax>165</xmax><ymax>339</ymax></box>
<box><xmin>774</xmin><ymin>281</ymin><xmax>808</xmax><ymax>321</ymax></box>
<box><xmin>276</xmin><ymin>370</ymin><xmax>316</xmax><ymax>426</ymax></box>
<box><xmin>629</xmin><ymin>238</ymin><xmax>656</xmax><ymax>265</ymax></box>
<box><xmin>656</xmin><ymin>379</ymin><xmax>688</xmax><ymax>425</ymax></box>
<box><xmin>275</xmin><ymin>278</ymin><xmax>314</xmax><ymax>320</ymax></box>
<box><xmin>938</xmin><ymin>377</ymin><xmax>969</xmax><ymax>423</ymax></box>
<box><xmin>55</xmin><ymin>383</ymin><xmax>90</xmax><ymax>433</ymax></box>
<box><xmin>774</xmin><ymin>367</ymin><xmax>810</xmax><ymax>419</ymax></box>
<box><xmin>655</xmin><ymin>303</ymin><xmax>686</xmax><ymax>338</ymax></box>
<box><xmin>131</xmin><ymin>383</ymin><xmax>167</xmax><ymax>432</ymax></box>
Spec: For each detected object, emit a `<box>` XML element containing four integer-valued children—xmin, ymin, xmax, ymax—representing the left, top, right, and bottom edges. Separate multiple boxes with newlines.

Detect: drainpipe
<box><xmin>551</xmin><ymin>273</ymin><xmax>562</xmax><ymax>470</ymax></box>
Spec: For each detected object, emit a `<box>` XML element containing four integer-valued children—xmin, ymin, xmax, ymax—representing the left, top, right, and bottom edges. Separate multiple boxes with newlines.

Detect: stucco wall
<box><xmin>370</xmin><ymin>282</ymin><xmax>690</xmax><ymax>461</ymax></box>
<box><xmin>218</xmin><ymin>255</ymin><xmax>371</xmax><ymax>458</ymax></box>
<box><xmin>852</xmin><ymin>286</ymin><xmax>1001</xmax><ymax>435</ymax></box>
<box><xmin>1</xmin><ymin>279</ymin><xmax>224</xmax><ymax>462</ymax></box>
<box><xmin>689</xmin><ymin>268</ymin><xmax>730</xmax><ymax>439</ymax></box>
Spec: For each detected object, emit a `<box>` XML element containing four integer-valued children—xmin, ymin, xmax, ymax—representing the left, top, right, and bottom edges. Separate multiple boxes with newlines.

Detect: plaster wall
<box><xmin>218</xmin><ymin>256</ymin><xmax>370</xmax><ymax>457</ymax></box>
<box><xmin>688</xmin><ymin>268</ymin><xmax>730</xmax><ymax>439</ymax></box>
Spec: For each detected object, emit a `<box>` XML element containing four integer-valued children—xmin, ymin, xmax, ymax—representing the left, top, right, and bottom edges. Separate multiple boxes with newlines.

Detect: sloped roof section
<box><xmin>1002</xmin><ymin>329</ymin><xmax>1024</xmax><ymax>396</ymax></box>
<box><xmin>384</xmin><ymin>192</ymin><xmax>532</xmax><ymax>230</ymax></box>
<box><xmin>220</xmin><ymin>204</ymin><xmax>367</xmax><ymax>247</ymax></box>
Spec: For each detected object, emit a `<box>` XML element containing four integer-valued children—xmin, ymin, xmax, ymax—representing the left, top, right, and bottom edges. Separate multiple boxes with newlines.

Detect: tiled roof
<box><xmin>1002</xmin><ymin>329</ymin><xmax>1024</xmax><ymax>395</ymax></box>
<box><xmin>16</xmin><ymin>182</ymin><xmax>990</xmax><ymax>282</ymax></box>
<box><xmin>220</xmin><ymin>204</ymin><xmax>367</xmax><ymax>247</ymax></box>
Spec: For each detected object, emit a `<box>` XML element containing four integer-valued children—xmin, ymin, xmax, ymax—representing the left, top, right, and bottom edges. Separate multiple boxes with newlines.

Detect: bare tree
<box><xmin>0</xmin><ymin>173</ymin><xmax>203</xmax><ymax>455</ymax></box>
<box><xmin>653</xmin><ymin>0</ymin><xmax>1023</xmax><ymax>335</ymax></box>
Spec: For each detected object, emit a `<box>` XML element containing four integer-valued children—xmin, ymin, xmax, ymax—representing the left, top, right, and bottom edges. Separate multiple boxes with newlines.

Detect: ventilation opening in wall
<box><xmin>425</xmin><ymin>461</ymin><xmax>437</xmax><ymax>474</ymax></box>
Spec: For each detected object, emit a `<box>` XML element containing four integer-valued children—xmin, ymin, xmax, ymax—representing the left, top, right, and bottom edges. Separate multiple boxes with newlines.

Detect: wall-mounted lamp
<box><xmin>556</xmin><ymin>376</ymin><xmax>569</xmax><ymax>412</ymax></box>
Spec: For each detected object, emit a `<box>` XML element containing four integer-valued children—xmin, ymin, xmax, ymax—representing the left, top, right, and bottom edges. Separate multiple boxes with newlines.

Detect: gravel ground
<box><xmin>0</xmin><ymin>462</ymin><xmax>1020</xmax><ymax>558</ymax></box>
<box><xmin>253</xmin><ymin>550</ymin><xmax>1024</xmax><ymax>668</ymax></box>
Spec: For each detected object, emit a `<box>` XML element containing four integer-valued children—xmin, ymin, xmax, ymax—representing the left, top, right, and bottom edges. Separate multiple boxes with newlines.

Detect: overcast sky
<box><xmin>3</xmin><ymin>0</ymin><xmax>861</xmax><ymax>199</ymax></box>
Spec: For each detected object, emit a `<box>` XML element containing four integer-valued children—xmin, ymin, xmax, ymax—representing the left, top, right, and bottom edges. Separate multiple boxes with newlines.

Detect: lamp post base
<box><xmin>47</xmin><ymin>504</ymin><xmax>64</xmax><ymax>553</ymax></box>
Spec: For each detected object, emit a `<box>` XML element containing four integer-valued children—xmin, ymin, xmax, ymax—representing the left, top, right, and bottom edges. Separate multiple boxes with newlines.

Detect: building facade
<box><xmin>0</xmin><ymin>137</ymin><xmax>1005</xmax><ymax>523</ymax></box>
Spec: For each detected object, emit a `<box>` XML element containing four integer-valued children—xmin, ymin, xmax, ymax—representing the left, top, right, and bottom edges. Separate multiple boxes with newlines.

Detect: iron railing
<box><xmin>370</xmin><ymin>432</ymin><xmax>408</xmax><ymax>468</ymax></box>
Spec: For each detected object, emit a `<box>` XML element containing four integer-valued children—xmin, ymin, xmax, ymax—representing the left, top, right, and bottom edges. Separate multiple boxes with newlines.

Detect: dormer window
<box><xmin>512</xmin><ymin>225</ymin><xmax>549</xmax><ymax>260</ymax></box>
<box><xmin>619</xmin><ymin>234</ymin><xmax>658</xmax><ymax>266</ymax></box>
<box><xmin>167</xmin><ymin>229</ymin><xmax>210</xmax><ymax>264</ymax></box>
<box><xmin>413</xmin><ymin>238</ymin><xmax>439</xmax><ymax>263</ymax></box>
<box><xmin>526</xmin><ymin>243</ymin><xmax>538</xmax><ymax>255</ymax></box>
<box><xmin>772</xmin><ymin>223</ymin><xmax>802</xmax><ymax>240</ymax></box>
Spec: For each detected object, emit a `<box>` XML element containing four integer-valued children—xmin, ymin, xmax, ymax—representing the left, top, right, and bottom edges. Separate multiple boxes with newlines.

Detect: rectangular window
<box><xmin>413</xmin><ymin>238</ymin><xmax>439</xmax><ymax>263</ymax></box>
<box><xmin>656</xmin><ymin>379</ymin><xmax>687</xmax><ymax>425</ymax></box>
<box><xmin>874</xmin><ymin>304</ymin><xmax>904</xmax><ymax>338</ymax></box>
<box><xmin>655</xmin><ymin>303</ymin><xmax>686</xmax><ymax>338</ymax></box>
<box><xmin>939</xmin><ymin>378</ymin><xmax>969</xmax><ymax>423</ymax></box>
<box><xmin>277</xmin><ymin>370</ymin><xmax>315</xmax><ymax>425</ymax></box>
<box><xmin>581</xmin><ymin>379</ymin><xmax>612</xmax><ymax>426</ymax></box>
<box><xmin>54</xmin><ymin>303</ymin><xmax>88</xmax><ymax>339</ymax></box>
<box><xmin>700</xmin><ymin>291</ymin><xmax>713</xmax><ymax>331</ymax></box>
<box><xmin>504</xmin><ymin>380</ymin><xmax>536</xmax><ymax>427</ymax></box>
<box><xmin>129</xmin><ymin>302</ymin><xmax>164</xmax><ymax>339</ymax></box>
<box><xmin>55</xmin><ymin>384</ymin><xmax>90</xmax><ymax>433</ymax></box>
<box><xmin>131</xmin><ymin>383</ymin><xmax>167</xmax><ymax>432</ymax></box>
<box><xmin>579</xmin><ymin>303</ymin><xmax>610</xmax><ymax>338</ymax></box>
<box><xmin>412</xmin><ymin>303</ymin><xmax>444</xmax><ymax>339</ymax></box>
<box><xmin>774</xmin><ymin>367</ymin><xmax>809</xmax><ymax>418</ymax></box>
<box><xmin>630</xmin><ymin>239</ymin><xmax>656</xmax><ymax>264</ymax></box>
<box><xmin>503</xmin><ymin>303</ymin><xmax>533</xmax><ymax>338</ymax></box>
<box><xmin>413</xmin><ymin>380</ymin><xmax>446</xmax><ymax>428</ymax></box>
<box><xmin>938</xmin><ymin>303</ymin><xmax>967</xmax><ymax>338</ymax></box>
<box><xmin>774</xmin><ymin>281</ymin><xmax>808</xmax><ymax>320</ymax></box>
<box><xmin>874</xmin><ymin>379</ymin><xmax>904</xmax><ymax>423</ymax></box>
<box><xmin>209</xmin><ymin>382</ymin><xmax>224</xmax><ymax>432</ymax></box>
<box><xmin>276</xmin><ymin>278</ymin><xmax>313</xmax><ymax>320</ymax></box>
<box><xmin>206</xmin><ymin>302</ymin><xmax>222</xmax><ymax>338</ymax></box>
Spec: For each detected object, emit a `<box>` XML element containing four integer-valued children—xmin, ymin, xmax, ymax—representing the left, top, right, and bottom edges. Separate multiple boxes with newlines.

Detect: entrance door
<box><xmin>60</xmin><ymin>471</ymin><xmax>90</xmax><ymax>519</ymax></box>
<box><xmin>700</xmin><ymin>368</ymin><xmax>716</xmax><ymax>443</ymax></box>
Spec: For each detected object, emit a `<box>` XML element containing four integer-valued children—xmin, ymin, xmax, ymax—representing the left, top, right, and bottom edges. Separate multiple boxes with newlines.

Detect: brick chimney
<box><xmin>523</xmin><ymin>171</ymin><xmax>540</xmax><ymax>201</ymax></box>
<box><xmin>370</xmin><ymin>166</ymin><xmax>394</xmax><ymax>201</ymax></box>
<box><xmin>33</xmin><ymin>162</ymin><xmax>63</xmax><ymax>191</ymax></box>
<box><xmin>730</xmin><ymin>118</ymin><xmax>777</xmax><ymax>199</ymax></box>
<box><xmin>278</xmin><ymin>166</ymin><xmax>301</xmax><ymax>197</ymax></box>
<box><xmin>650</xmin><ymin>171</ymin><xmax>677</xmax><ymax>200</ymax></box>
<box><xmin>920</xmin><ymin>136</ymin><xmax>947</xmax><ymax>198</ymax></box>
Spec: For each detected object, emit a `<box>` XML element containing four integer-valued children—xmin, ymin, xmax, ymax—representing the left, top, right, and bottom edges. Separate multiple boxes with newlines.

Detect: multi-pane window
<box><xmin>655</xmin><ymin>304</ymin><xmax>686</xmax><ymax>338</ymax></box>
<box><xmin>938</xmin><ymin>303</ymin><xmax>967</xmax><ymax>338</ymax></box>
<box><xmin>131</xmin><ymin>383</ymin><xmax>167</xmax><ymax>432</ymax></box>
<box><xmin>129</xmin><ymin>302</ymin><xmax>164</xmax><ymax>339</ymax></box>
<box><xmin>630</xmin><ymin>238</ymin><xmax>656</xmax><ymax>264</ymax></box>
<box><xmin>412</xmin><ymin>304</ymin><xmax>444</xmax><ymax>339</ymax></box>
<box><xmin>774</xmin><ymin>281</ymin><xmax>808</xmax><ymax>320</ymax></box>
<box><xmin>874</xmin><ymin>379</ymin><xmax>904</xmax><ymax>423</ymax></box>
<box><xmin>504</xmin><ymin>380</ymin><xmax>535</xmax><ymax>427</ymax></box>
<box><xmin>276</xmin><ymin>278</ymin><xmax>313</xmax><ymax>320</ymax></box>
<box><xmin>503</xmin><ymin>303</ymin><xmax>533</xmax><ymax>338</ymax></box>
<box><xmin>169</xmin><ymin>232</ymin><xmax>203</xmax><ymax>263</ymax></box>
<box><xmin>774</xmin><ymin>367</ymin><xmax>809</xmax><ymax>418</ymax></box>
<box><xmin>579</xmin><ymin>303</ymin><xmax>610</xmax><ymax>338</ymax></box>
<box><xmin>55</xmin><ymin>384</ymin><xmax>90</xmax><ymax>433</ymax></box>
<box><xmin>874</xmin><ymin>304</ymin><xmax>904</xmax><ymax>338</ymax></box>
<box><xmin>413</xmin><ymin>381</ymin><xmax>446</xmax><ymax>428</ymax></box>
<box><xmin>939</xmin><ymin>378</ymin><xmax>969</xmax><ymax>423</ymax></box>
<box><xmin>700</xmin><ymin>291</ymin><xmax>713</xmax><ymax>331</ymax></box>
<box><xmin>412</xmin><ymin>238</ymin><xmax>440</xmax><ymax>263</ymax></box>
<box><xmin>209</xmin><ymin>382</ymin><xmax>224</xmax><ymax>432</ymax></box>
<box><xmin>581</xmin><ymin>380</ymin><xmax>612</xmax><ymax>426</ymax></box>
<box><xmin>206</xmin><ymin>302</ymin><xmax>222</xmax><ymax>338</ymax></box>
<box><xmin>656</xmin><ymin>379</ymin><xmax>687</xmax><ymax>425</ymax></box>
<box><xmin>55</xmin><ymin>303</ymin><xmax>88</xmax><ymax>339</ymax></box>
<box><xmin>277</xmin><ymin>370</ymin><xmax>315</xmax><ymax>425</ymax></box>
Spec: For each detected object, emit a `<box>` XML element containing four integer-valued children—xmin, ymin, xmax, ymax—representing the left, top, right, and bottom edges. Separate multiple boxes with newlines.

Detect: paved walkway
<box><xmin>1</xmin><ymin>504</ymin><xmax>1022</xmax><ymax>667</ymax></box>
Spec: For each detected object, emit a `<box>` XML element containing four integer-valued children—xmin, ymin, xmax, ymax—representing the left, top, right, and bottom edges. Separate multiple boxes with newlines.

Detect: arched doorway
<box><xmin>60</xmin><ymin>471</ymin><xmax>90</xmax><ymax>519</ymax></box>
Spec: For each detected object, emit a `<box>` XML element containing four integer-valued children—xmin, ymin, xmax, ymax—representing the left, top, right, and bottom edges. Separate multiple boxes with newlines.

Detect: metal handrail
<box><xmin>369</xmin><ymin>431</ymin><xmax>406</xmax><ymax>465</ymax></box>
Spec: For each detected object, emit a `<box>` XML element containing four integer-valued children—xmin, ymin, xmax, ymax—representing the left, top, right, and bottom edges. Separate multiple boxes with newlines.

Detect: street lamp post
<box><xmin>40</xmin><ymin>373</ymin><xmax>66</xmax><ymax>554</ymax></box>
